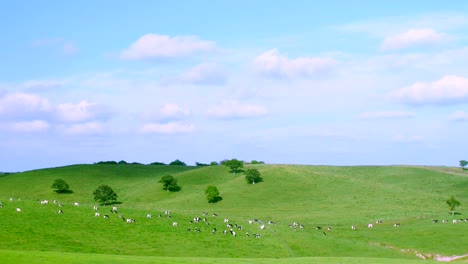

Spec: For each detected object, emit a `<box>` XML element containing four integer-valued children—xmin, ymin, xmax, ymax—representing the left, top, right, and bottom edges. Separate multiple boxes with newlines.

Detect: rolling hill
<box><xmin>0</xmin><ymin>164</ymin><xmax>466</xmax><ymax>263</ymax></box>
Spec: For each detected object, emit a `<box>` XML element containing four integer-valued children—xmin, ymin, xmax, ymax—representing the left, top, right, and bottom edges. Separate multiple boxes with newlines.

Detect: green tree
<box><xmin>224</xmin><ymin>158</ymin><xmax>244</xmax><ymax>174</ymax></box>
<box><xmin>158</xmin><ymin>175</ymin><xmax>181</xmax><ymax>192</ymax></box>
<box><xmin>210</xmin><ymin>161</ymin><xmax>219</xmax><ymax>166</ymax></box>
<box><xmin>205</xmin><ymin>186</ymin><xmax>222</xmax><ymax>203</ymax></box>
<box><xmin>93</xmin><ymin>185</ymin><xmax>118</xmax><ymax>205</ymax></box>
<box><xmin>460</xmin><ymin>160</ymin><xmax>468</xmax><ymax>170</ymax></box>
<box><xmin>446</xmin><ymin>196</ymin><xmax>462</xmax><ymax>215</ymax></box>
<box><xmin>51</xmin><ymin>179</ymin><xmax>72</xmax><ymax>193</ymax></box>
<box><xmin>169</xmin><ymin>159</ymin><xmax>186</xmax><ymax>166</ymax></box>
<box><xmin>244</xmin><ymin>168</ymin><xmax>263</xmax><ymax>184</ymax></box>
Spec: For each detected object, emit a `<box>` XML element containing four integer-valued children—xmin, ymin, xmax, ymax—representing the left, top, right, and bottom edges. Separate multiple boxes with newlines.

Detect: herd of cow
<box><xmin>2</xmin><ymin>197</ymin><xmax>466</xmax><ymax>239</ymax></box>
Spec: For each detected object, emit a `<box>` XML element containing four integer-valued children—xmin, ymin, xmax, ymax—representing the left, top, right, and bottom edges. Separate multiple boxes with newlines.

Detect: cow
<box><xmin>9</xmin><ymin>198</ymin><xmax>13</xmax><ymax>201</ymax></box>
<box><xmin>316</xmin><ymin>226</ymin><xmax>322</xmax><ymax>230</ymax></box>
<box><xmin>111</xmin><ymin>207</ymin><xmax>118</xmax><ymax>213</ymax></box>
<box><xmin>432</xmin><ymin>220</ymin><xmax>438</xmax><ymax>223</ymax></box>
<box><xmin>368</xmin><ymin>224</ymin><xmax>374</xmax><ymax>228</ymax></box>
<box><xmin>452</xmin><ymin>219</ymin><xmax>457</xmax><ymax>224</ymax></box>
<box><xmin>172</xmin><ymin>222</ymin><xmax>178</xmax><ymax>227</ymax></box>
<box><xmin>260</xmin><ymin>225</ymin><xmax>265</xmax><ymax>230</ymax></box>
<box><xmin>93</xmin><ymin>206</ymin><xmax>98</xmax><ymax>210</ymax></box>
<box><xmin>327</xmin><ymin>226</ymin><xmax>332</xmax><ymax>231</ymax></box>
<box><xmin>73</xmin><ymin>202</ymin><xmax>79</xmax><ymax>206</ymax></box>
<box><xmin>393</xmin><ymin>223</ymin><xmax>400</xmax><ymax>227</ymax></box>
<box><xmin>58</xmin><ymin>210</ymin><xmax>63</xmax><ymax>214</ymax></box>
<box><xmin>212</xmin><ymin>213</ymin><xmax>218</xmax><ymax>217</ymax></box>
<box><xmin>59</xmin><ymin>203</ymin><xmax>64</xmax><ymax>207</ymax></box>
<box><xmin>442</xmin><ymin>220</ymin><xmax>448</xmax><ymax>223</ymax></box>
<box><xmin>376</xmin><ymin>220</ymin><xmax>383</xmax><ymax>224</ymax></box>
<box><xmin>41</xmin><ymin>200</ymin><xmax>49</xmax><ymax>205</ymax></box>
<box><xmin>248</xmin><ymin>220</ymin><xmax>253</xmax><ymax>224</ymax></box>
<box><xmin>229</xmin><ymin>229</ymin><xmax>236</xmax><ymax>237</ymax></box>
<box><xmin>95</xmin><ymin>212</ymin><xmax>101</xmax><ymax>217</ymax></box>
<box><xmin>224</xmin><ymin>218</ymin><xmax>229</xmax><ymax>223</ymax></box>
<box><xmin>126</xmin><ymin>218</ymin><xmax>135</xmax><ymax>223</ymax></box>
<box><xmin>16</xmin><ymin>208</ymin><xmax>21</xmax><ymax>212</ymax></box>
<box><xmin>146</xmin><ymin>214</ymin><xmax>152</xmax><ymax>219</ymax></box>
<box><xmin>351</xmin><ymin>225</ymin><xmax>356</xmax><ymax>230</ymax></box>
<box><xmin>103</xmin><ymin>214</ymin><xmax>109</xmax><ymax>218</ymax></box>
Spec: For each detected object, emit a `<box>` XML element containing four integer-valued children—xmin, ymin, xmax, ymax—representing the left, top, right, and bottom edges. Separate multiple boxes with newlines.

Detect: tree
<box><xmin>196</xmin><ymin>162</ymin><xmax>209</xmax><ymax>167</ymax></box>
<box><xmin>446</xmin><ymin>196</ymin><xmax>462</xmax><ymax>215</ymax></box>
<box><xmin>224</xmin><ymin>158</ymin><xmax>244</xmax><ymax>174</ymax></box>
<box><xmin>460</xmin><ymin>160</ymin><xmax>468</xmax><ymax>170</ymax></box>
<box><xmin>244</xmin><ymin>168</ymin><xmax>263</xmax><ymax>184</ymax></box>
<box><xmin>210</xmin><ymin>161</ymin><xmax>219</xmax><ymax>166</ymax></box>
<box><xmin>93</xmin><ymin>185</ymin><xmax>118</xmax><ymax>205</ymax></box>
<box><xmin>205</xmin><ymin>186</ymin><xmax>222</xmax><ymax>203</ymax></box>
<box><xmin>158</xmin><ymin>175</ymin><xmax>181</xmax><ymax>192</ymax></box>
<box><xmin>51</xmin><ymin>179</ymin><xmax>72</xmax><ymax>193</ymax></box>
<box><xmin>169</xmin><ymin>159</ymin><xmax>186</xmax><ymax>166</ymax></box>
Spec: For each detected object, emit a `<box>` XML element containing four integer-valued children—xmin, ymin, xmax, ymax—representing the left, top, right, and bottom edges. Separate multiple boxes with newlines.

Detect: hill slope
<box><xmin>0</xmin><ymin>164</ymin><xmax>466</xmax><ymax>261</ymax></box>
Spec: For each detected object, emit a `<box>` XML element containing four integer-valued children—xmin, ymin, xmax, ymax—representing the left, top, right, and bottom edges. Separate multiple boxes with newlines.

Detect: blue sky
<box><xmin>2</xmin><ymin>1</ymin><xmax>468</xmax><ymax>171</ymax></box>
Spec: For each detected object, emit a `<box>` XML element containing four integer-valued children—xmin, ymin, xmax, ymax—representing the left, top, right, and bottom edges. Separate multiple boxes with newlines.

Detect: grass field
<box><xmin>0</xmin><ymin>164</ymin><xmax>467</xmax><ymax>263</ymax></box>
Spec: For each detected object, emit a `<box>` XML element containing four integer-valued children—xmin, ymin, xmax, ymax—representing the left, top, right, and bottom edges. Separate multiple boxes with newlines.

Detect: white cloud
<box><xmin>140</xmin><ymin>122</ymin><xmax>195</xmax><ymax>134</ymax></box>
<box><xmin>381</xmin><ymin>28</ymin><xmax>446</xmax><ymax>51</ymax></box>
<box><xmin>359</xmin><ymin>111</ymin><xmax>416</xmax><ymax>119</ymax></box>
<box><xmin>63</xmin><ymin>42</ymin><xmax>78</xmax><ymax>55</ymax></box>
<box><xmin>22</xmin><ymin>79</ymin><xmax>65</xmax><ymax>92</ymax></box>
<box><xmin>159</xmin><ymin>103</ymin><xmax>190</xmax><ymax>121</ymax></box>
<box><xmin>59</xmin><ymin>122</ymin><xmax>105</xmax><ymax>135</ymax></box>
<box><xmin>178</xmin><ymin>63</ymin><xmax>227</xmax><ymax>85</ymax></box>
<box><xmin>390</xmin><ymin>75</ymin><xmax>468</xmax><ymax>105</ymax></box>
<box><xmin>55</xmin><ymin>100</ymin><xmax>109</xmax><ymax>123</ymax></box>
<box><xmin>254</xmin><ymin>49</ymin><xmax>336</xmax><ymax>78</ymax></box>
<box><xmin>448</xmin><ymin>110</ymin><xmax>468</xmax><ymax>121</ymax></box>
<box><xmin>391</xmin><ymin>134</ymin><xmax>424</xmax><ymax>143</ymax></box>
<box><xmin>0</xmin><ymin>92</ymin><xmax>52</xmax><ymax>119</ymax></box>
<box><xmin>5</xmin><ymin>120</ymin><xmax>50</xmax><ymax>132</ymax></box>
<box><xmin>120</xmin><ymin>34</ymin><xmax>215</xmax><ymax>60</ymax></box>
<box><xmin>207</xmin><ymin>100</ymin><xmax>267</xmax><ymax>119</ymax></box>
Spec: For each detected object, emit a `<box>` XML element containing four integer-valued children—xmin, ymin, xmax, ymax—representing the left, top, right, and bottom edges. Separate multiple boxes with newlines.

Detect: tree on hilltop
<box><xmin>158</xmin><ymin>175</ymin><xmax>181</xmax><ymax>192</ymax></box>
<box><xmin>51</xmin><ymin>179</ymin><xmax>72</xmax><ymax>193</ymax></box>
<box><xmin>244</xmin><ymin>168</ymin><xmax>263</xmax><ymax>184</ymax></box>
<box><xmin>446</xmin><ymin>196</ymin><xmax>461</xmax><ymax>215</ymax></box>
<box><xmin>460</xmin><ymin>160</ymin><xmax>468</xmax><ymax>170</ymax></box>
<box><xmin>169</xmin><ymin>159</ymin><xmax>186</xmax><ymax>166</ymax></box>
<box><xmin>93</xmin><ymin>185</ymin><xmax>118</xmax><ymax>205</ymax></box>
<box><xmin>224</xmin><ymin>159</ymin><xmax>244</xmax><ymax>174</ymax></box>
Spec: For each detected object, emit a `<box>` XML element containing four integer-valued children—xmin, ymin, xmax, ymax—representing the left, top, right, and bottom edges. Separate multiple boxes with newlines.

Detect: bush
<box><xmin>169</xmin><ymin>159</ymin><xmax>186</xmax><ymax>166</ymax></box>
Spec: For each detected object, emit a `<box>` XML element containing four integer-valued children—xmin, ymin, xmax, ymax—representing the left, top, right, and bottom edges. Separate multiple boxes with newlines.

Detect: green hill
<box><xmin>0</xmin><ymin>164</ymin><xmax>466</xmax><ymax>263</ymax></box>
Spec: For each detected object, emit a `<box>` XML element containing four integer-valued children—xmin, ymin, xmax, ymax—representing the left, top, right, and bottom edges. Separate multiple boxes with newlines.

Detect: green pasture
<box><xmin>0</xmin><ymin>164</ymin><xmax>466</xmax><ymax>263</ymax></box>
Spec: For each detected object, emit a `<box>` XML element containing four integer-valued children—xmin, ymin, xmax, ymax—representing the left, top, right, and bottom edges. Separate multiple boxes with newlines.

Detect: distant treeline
<box><xmin>94</xmin><ymin>159</ymin><xmax>265</xmax><ymax>166</ymax></box>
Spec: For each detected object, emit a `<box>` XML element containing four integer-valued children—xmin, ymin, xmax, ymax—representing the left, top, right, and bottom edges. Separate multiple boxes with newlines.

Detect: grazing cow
<box><xmin>126</xmin><ymin>218</ymin><xmax>135</xmax><ymax>223</ymax></box>
<box><xmin>268</xmin><ymin>221</ymin><xmax>276</xmax><ymax>225</ymax></box>
<box><xmin>368</xmin><ymin>224</ymin><xmax>374</xmax><ymax>228</ymax></box>
<box><xmin>254</xmin><ymin>233</ymin><xmax>261</xmax><ymax>238</ymax></box>
<box><xmin>53</xmin><ymin>200</ymin><xmax>57</xmax><ymax>204</ymax></box>
<box><xmin>73</xmin><ymin>202</ymin><xmax>79</xmax><ymax>206</ymax></box>
<box><xmin>260</xmin><ymin>225</ymin><xmax>265</xmax><ymax>230</ymax></box>
<box><xmin>316</xmin><ymin>226</ymin><xmax>322</xmax><ymax>230</ymax></box>
<box><xmin>41</xmin><ymin>200</ymin><xmax>49</xmax><ymax>205</ymax></box>
<box><xmin>351</xmin><ymin>225</ymin><xmax>356</xmax><ymax>230</ymax></box>
<box><xmin>393</xmin><ymin>223</ymin><xmax>400</xmax><ymax>227</ymax></box>
<box><xmin>452</xmin><ymin>219</ymin><xmax>457</xmax><ymax>224</ymax></box>
<box><xmin>9</xmin><ymin>198</ymin><xmax>13</xmax><ymax>201</ymax></box>
<box><xmin>432</xmin><ymin>220</ymin><xmax>438</xmax><ymax>223</ymax></box>
<box><xmin>59</xmin><ymin>203</ymin><xmax>64</xmax><ymax>207</ymax></box>
<box><xmin>212</xmin><ymin>228</ymin><xmax>217</xmax><ymax>234</ymax></box>
<box><xmin>16</xmin><ymin>208</ymin><xmax>21</xmax><ymax>212</ymax></box>
<box><xmin>202</xmin><ymin>212</ymin><xmax>208</xmax><ymax>216</ymax></box>
<box><xmin>103</xmin><ymin>214</ymin><xmax>109</xmax><ymax>218</ymax></box>
<box><xmin>194</xmin><ymin>217</ymin><xmax>200</xmax><ymax>223</ymax></box>
<box><xmin>194</xmin><ymin>227</ymin><xmax>201</xmax><ymax>233</ymax></box>
<box><xmin>212</xmin><ymin>213</ymin><xmax>218</xmax><ymax>217</ymax></box>
<box><xmin>111</xmin><ymin>207</ymin><xmax>118</xmax><ymax>213</ymax></box>
<box><xmin>248</xmin><ymin>220</ymin><xmax>253</xmax><ymax>224</ymax></box>
<box><xmin>58</xmin><ymin>210</ymin><xmax>63</xmax><ymax>214</ymax></box>
<box><xmin>229</xmin><ymin>230</ymin><xmax>236</xmax><ymax>236</ymax></box>
<box><xmin>93</xmin><ymin>206</ymin><xmax>98</xmax><ymax>210</ymax></box>
<box><xmin>223</xmin><ymin>230</ymin><xmax>227</xmax><ymax>235</ymax></box>
<box><xmin>376</xmin><ymin>220</ymin><xmax>383</xmax><ymax>224</ymax></box>
<box><xmin>224</xmin><ymin>218</ymin><xmax>229</xmax><ymax>223</ymax></box>
<box><xmin>146</xmin><ymin>214</ymin><xmax>152</xmax><ymax>219</ymax></box>
<box><xmin>322</xmin><ymin>232</ymin><xmax>327</xmax><ymax>236</ymax></box>
<box><xmin>165</xmin><ymin>210</ymin><xmax>170</xmax><ymax>215</ymax></box>
<box><xmin>0</xmin><ymin>203</ymin><xmax>3</xmax><ymax>208</ymax></box>
<box><xmin>299</xmin><ymin>225</ymin><xmax>305</xmax><ymax>229</ymax></box>
<box><xmin>245</xmin><ymin>232</ymin><xmax>249</xmax><ymax>237</ymax></box>
<box><xmin>95</xmin><ymin>212</ymin><xmax>101</xmax><ymax>217</ymax></box>
<box><xmin>442</xmin><ymin>220</ymin><xmax>448</xmax><ymax>223</ymax></box>
<box><xmin>327</xmin><ymin>226</ymin><xmax>332</xmax><ymax>231</ymax></box>
<box><xmin>172</xmin><ymin>222</ymin><xmax>178</xmax><ymax>227</ymax></box>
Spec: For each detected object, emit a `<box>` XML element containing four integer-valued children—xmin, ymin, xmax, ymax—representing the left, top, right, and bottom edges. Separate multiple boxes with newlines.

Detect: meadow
<box><xmin>0</xmin><ymin>164</ymin><xmax>466</xmax><ymax>263</ymax></box>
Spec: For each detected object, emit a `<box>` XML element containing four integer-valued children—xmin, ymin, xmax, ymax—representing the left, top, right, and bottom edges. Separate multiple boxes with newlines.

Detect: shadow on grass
<box><xmin>100</xmin><ymin>201</ymin><xmax>123</xmax><ymax>206</ymax></box>
<box><xmin>54</xmin><ymin>190</ymin><xmax>74</xmax><ymax>194</ymax></box>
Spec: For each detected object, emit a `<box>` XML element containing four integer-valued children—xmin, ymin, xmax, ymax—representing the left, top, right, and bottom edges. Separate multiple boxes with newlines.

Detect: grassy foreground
<box><xmin>0</xmin><ymin>164</ymin><xmax>466</xmax><ymax>262</ymax></box>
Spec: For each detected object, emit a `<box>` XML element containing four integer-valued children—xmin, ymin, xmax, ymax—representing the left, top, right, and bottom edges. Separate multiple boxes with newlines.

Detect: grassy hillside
<box><xmin>0</xmin><ymin>164</ymin><xmax>466</xmax><ymax>262</ymax></box>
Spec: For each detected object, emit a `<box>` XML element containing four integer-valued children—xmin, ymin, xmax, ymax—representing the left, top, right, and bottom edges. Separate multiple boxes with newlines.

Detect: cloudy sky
<box><xmin>2</xmin><ymin>1</ymin><xmax>468</xmax><ymax>171</ymax></box>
